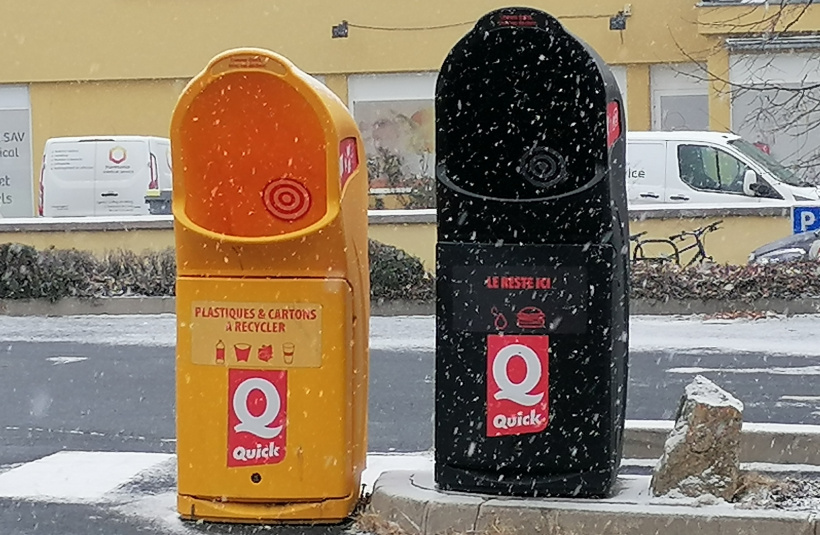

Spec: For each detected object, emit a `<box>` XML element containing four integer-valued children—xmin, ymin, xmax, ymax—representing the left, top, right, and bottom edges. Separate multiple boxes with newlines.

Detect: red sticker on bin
<box><xmin>486</xmin><ymin>335</ymin><xmax>549</xmax><ymax>437</ymax></box>
<box><xmin>227</xmin><ymin>369</ymin><xmax>287</xmax><ymax>467</ymax></box>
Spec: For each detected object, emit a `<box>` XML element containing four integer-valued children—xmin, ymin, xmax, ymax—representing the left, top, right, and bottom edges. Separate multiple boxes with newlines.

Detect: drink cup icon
<box><xmin>283</xmin><ymin>343</ymin><xmax>295</xmax><ymax>364</ymax></box>
<box><xmin>258</xmin><ymin>344</ymin><xmax>272</xmax><ymax>362</ymax></box>
<box><xmin>234</xmin><ymin>343</ymin><xmax>251</xmax><ymax>362</ymax></box>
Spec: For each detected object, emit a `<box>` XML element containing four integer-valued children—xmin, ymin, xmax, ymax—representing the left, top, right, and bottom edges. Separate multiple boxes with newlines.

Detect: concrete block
<box><xmin>369</xmin><ymin>471</ymin><xmax>428</xmax><ymax>535</ymax></box>
<box><xmin>411</xmin><ymin>473</ymin><xmax>484</xmax><ymax>535</ymax></box>
<box><xmin>623</xmin><ymin>421</ymin><xmax>820</xmax><ymax>465</ymax></box>
<box><xmin>476</xmin><ymin>501</ymin><xmax>558</xmax><ymax>535</ymax></box>
<box><xmin>552</xmin><ymin>508</ymin><xmax>709</xmax><ymax>535</ymax></box>
<box><xmin>425</xmin><ymin>499</ymin><xmax>481</xmax><ymax>535</ymax></box>
<box><xmin>738</xmin><ymin>426</ymin><xmax>820</xmax><ymax>465</ymax></box>
<box><xmin>623</xmin><ymin>427</ymin><xmax>667</xmax><ymax>460</ymax></box>
<box><xmin>712</xmin><ymin>515</ymin><xmax>813</xmax><ymax>535</ymax></box>
<box><xmin>368</xmin><ymin>470</ymin><xmax>817</xmax><ymax>535</ymax></box>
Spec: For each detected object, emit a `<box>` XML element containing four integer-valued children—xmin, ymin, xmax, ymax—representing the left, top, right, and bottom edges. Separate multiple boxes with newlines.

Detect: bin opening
<box><xmin>178</xmin><ymin>72</ymin><xmax>329</xmax><ymax>237</ymax></box>
<box><xmin>437</xmin><ymin>24</ymin><xmax>607</xmax><ymax>201</ymax></box>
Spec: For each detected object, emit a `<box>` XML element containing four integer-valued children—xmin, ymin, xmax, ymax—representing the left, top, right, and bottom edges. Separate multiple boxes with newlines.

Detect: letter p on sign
<box><xmin>486</xmin><ymin>335</ymin><xmax>549</xmax><ymax>437</ymax></box>
<box><xmin>793</xmin><ymin>206</ymin><xmax>820</xmax><ymax>234</ymax></box>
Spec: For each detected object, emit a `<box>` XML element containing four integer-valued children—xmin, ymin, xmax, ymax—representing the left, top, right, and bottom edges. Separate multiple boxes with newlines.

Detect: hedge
<box><xmin>1</xmin><ymin>241</ymin><xmax>819</xmax><ymax>303</ymax></box>
<box><xmin>630</xmin><ymin>261</ymin><xmax>820</xmax><ymax>301</ymax></box>
<box><xmin>0</xmin><ymin>242</ymin><xmax>432</xmax><ymax>302</ymax></box>
<box><xmin>368</xmin><ymin>240</ymin><xmax>433</xmax><ymax>301</ymax></box>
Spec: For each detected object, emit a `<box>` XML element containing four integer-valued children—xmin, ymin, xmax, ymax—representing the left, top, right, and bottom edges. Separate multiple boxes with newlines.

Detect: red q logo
<box><xmin>492</xmin><ymin>344</ymin><xmax>544</xmax><ymax>406</ymax></box>
<box><xmin>227</xmin><ymin>370</ymin><xmax>287</xmax><ymax>467</ymax></box>
<box><xmin>486</xmin><ymin>335</ymin><xmax>549</xmax><ymax>437</ymax></box>
<box><xmin>233</xmin><ymin>377</ymin><xmax>283</xmax><ymax>438</ymax></box>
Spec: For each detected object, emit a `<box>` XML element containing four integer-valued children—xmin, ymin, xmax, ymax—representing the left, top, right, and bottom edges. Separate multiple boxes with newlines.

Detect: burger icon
<box><xmin>516</xmin><ymin>306</ymin><xmax>546</xmax><ymax>329</ymax></box>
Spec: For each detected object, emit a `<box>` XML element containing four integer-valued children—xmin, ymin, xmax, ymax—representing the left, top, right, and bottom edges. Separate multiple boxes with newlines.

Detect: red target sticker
<box><xmin>262</xmin><ymin>178</ymin><xmax>311</xmax><ymax>220</ymax></box>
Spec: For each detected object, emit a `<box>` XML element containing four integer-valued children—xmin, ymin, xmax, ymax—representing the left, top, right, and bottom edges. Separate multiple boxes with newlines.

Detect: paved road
<box><xmin>2</xmin><ymin>340</ymin><xmax>819</xmax><ymax>460</ymax></box>
<box><xmin>2</xmin><ymin>315</ymin><xmax>820</xmax><ymax>533</ymax></box>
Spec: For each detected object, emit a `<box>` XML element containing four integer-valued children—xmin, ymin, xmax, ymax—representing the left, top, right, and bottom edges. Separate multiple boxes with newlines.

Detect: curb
<box><xmin>368</xmin><ymin>470</ymin><xmax>816</xmax><ymax>535</ymax></box>
<box><xmin>1</xmin><ymin>297</ymin><xmax>820</xmax><ymax>317</ymax></box>
<box><xmin>0</xmin><ymin>297</ymin><xmax>433</xmax><ymax>317</ymax></box>
<box><xmin>632</xmin><ymin>298</ymin><xmax>820</xmax><ymax>316</ymax></box>
<box><xmin>368</xmin><ymin>422</ymin><xmax>820</xmax><ymax>534</ymax></box>
<box><xmin>624</xmin><ymin>420</ymin><xmax>820</xmax><ymax>465</ymax></box>
<box><xmin>0</xmin><ymin>297</ymin><xmax>176</xmax><ymax>316</ymax></box>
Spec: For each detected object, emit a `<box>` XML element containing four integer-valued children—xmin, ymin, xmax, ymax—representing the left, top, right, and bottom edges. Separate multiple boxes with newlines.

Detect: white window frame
<box><xmin>651</xmin><ymin>88</ymin><xmax>709</xmax><ymax>131</ymax></box>
<box><xmin>347</xmin><ymin>72</ymin><xmax>438</xmax><ymax>109</ymax></box>
<box><xmin>650</xmin><ymin>63</ymin><xmax>709</xmax><ymax>132</ymax></box>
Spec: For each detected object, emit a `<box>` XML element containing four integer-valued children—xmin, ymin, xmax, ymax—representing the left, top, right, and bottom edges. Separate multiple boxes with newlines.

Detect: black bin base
<box><xmin>435</xmin><ymin>463</ymin><xmax>618</xmax><ymax>498</ymax></box>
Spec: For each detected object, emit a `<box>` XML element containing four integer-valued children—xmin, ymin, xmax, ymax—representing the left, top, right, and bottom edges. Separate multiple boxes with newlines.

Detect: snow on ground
<box><xmin>369</xmin><ymin>315</ymin><xmax>434</xmax><ymax>351</ymax></box>
<box><xmin>0</xmin><ymin>314</ymin><xmax>178</xmax><ymax>347</ymax></box>
<box><xmin>669</xmin><ymin>365</ymin><xmax>820</xmax><ymax>376</ymax></box>
<box><xmin>0</xmin><ymin>451</ymin><xmax>173</xmax><ymax>502</ymax></box>
<box><xmin>632</xmin><ymin>315</ymin><xmax>820</xmax><ymax>357</ymax></box>
<box><xmin>2</xmin><ymin>449</ymin><xmax>820</xmax><ymax>531</ymax></box>
<box><xmin>2</xmin><ymin>313</ymin><xmax>820</xmax><ymax>357</ymax></box>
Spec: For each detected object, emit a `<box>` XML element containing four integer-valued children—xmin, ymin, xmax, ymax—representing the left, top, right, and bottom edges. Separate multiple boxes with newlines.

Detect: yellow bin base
<box><xmin>178</xmin><ymin>492</ymin><xmax>360</xmax><ymax>524</ymax></box>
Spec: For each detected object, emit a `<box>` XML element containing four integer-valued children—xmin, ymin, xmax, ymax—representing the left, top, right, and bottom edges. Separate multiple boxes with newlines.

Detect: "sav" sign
<box><xmin>227</xmin><ymin>369</ymin><xmax>287</xmax><ymax>467</ymax></box>
<box><xmin>486</xmin><ymin>335</ymin><xmax>549</xmax><ymax>437</ymax></box>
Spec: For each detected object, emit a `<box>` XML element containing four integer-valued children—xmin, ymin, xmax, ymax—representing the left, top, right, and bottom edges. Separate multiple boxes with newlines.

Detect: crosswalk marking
<box><xmin>0</xmin><ymin>451</ymin><xmax>172</xmax><ymax>502</ymax></box>
<box><xmin>0</xmin><ymin>450</ymin><xmax>433</xmax><ymax>504</ymax></box>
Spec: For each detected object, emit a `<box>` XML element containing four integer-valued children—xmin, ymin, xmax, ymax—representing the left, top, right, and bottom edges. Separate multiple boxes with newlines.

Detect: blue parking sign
<box><xmin>793</xmin><ymin>206</ymin><xmax>820</xmax><ymax>234</ymax></box>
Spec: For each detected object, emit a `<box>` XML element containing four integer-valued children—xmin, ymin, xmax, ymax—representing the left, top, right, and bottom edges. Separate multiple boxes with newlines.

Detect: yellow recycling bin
<box><xmin>171</xmin><ymin>48</ymin><xmax>369</xmax><ymax>524</ymax></box>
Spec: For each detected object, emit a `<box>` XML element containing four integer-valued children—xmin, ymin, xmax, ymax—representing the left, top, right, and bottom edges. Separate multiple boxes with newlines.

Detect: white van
<box><xmin>626</xmin><ymin>131</ymin><xmax>820</xmax><ymax>205</ymax></box>
<box><xmin>39</xmin><ymin>136</ymin><xmax>172</xmax><ymax>217</ymax></box>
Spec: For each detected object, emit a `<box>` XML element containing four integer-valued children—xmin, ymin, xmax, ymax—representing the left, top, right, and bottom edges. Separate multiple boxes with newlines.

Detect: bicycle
<box><xmin>630</xmin><ymin>220</ymin><xmax>723</xmax><ymax>267</ymax></box>
<box><xmin>630</xmin><ymin>231</ymin><xmax>680</xmax><ymax>265</ymax></box>
<box><xmin>668</xmin><ymin>220</ymin><xmax>723</xmax><ymax>267</ymax></box>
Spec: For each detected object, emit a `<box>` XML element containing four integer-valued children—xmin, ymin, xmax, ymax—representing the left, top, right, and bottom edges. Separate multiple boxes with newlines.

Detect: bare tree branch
<box><xmin>658</xmin><ymin>1</ymin><xmax>820</xmax><ymax>180</ymax></box>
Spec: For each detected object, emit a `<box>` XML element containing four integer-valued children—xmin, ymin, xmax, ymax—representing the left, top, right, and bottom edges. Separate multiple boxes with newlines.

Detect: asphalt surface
<box><xmin>1</xmin><ymin>324</ymin><xmax>820</xmax><ymax>533</ymax></box>
<box><xmin>0</xmin><ymin>499</ymin><xmax>347</xmax><ymax>535</ymax></box>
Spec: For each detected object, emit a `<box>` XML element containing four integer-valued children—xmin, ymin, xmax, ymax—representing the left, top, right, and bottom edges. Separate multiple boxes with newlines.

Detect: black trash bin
<box><xmin>434</xmin><ymin>7</ymin><xmax>629</xmax><ymax>498</ymax></box>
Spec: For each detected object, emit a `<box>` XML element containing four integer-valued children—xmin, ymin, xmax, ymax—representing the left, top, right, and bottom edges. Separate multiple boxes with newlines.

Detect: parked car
<box><xmin>747</xmin><ymin>229</ymin><xmax>820</xmax><ymax>265</ymax></box>
<box><xmin>627</xmin><ymin>131</ymin><xmax>820</xmax><ymax>206</ymax></box>
<box><xmin>40</xmin><ymin>136</ymin><xmax>171</xmax><ymax>217</ymax></box>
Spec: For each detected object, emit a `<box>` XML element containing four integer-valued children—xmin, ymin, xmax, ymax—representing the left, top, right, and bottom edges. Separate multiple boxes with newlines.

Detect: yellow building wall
<box><xmin>630</xmin><ymin>216</ymin><xmax>791</xmax><ymax>266</ymax></box>
<box><xmin>1</xmin><ymin>1</ymin><xmax>714</xmax><ymax>85</ymax></box>
<box><xmin>0</xmin><ymin>213</ymin><xmax>792</xmax><ymax>272</ymax></box>
<box><xmin>698</xmin><ymin>4</ymin><xmax>820</xmax><ymax>35</ymax></box>
<box><xmin>12</xmin><ymin>0</ymin><xmax>814</xmax><ymax>206</ymax></box>
<box><xmin>368</xmin><ymin>223</ymin><xmax>437</xmax><ymax>271</ymax></box>
<box><xmin>3</xmin><ymin>2</ymin><xmax>817</xmax><ymax>146</ymax></box>
<box><xmin>29</xmin><ymin>79</ymin><xmax>189</xmax><ymax>177</ymax></box>
<box><xmin>626</xmin><ymin>64</ymin><xmax>651</xmax><ymax>131</ymax></box>
<box><xmin>3</xmin><ymin>0</ymin><xmax>819</xmax><ymax>219</ymax></box>
<box><xmin>1</xmin><ymin>0</ymin><xmax>730</xmax><ymax>207</ymax></box>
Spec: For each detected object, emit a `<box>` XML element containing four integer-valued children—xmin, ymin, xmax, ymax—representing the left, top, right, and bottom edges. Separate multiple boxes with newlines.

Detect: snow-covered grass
<box><xmin>2</xmin><ymin>314</ymin><xmax>820</xmax><ymax>358</ymax></box>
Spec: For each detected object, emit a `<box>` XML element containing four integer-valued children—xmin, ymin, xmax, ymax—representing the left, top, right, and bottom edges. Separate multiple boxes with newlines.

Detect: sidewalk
<box><xmin>3</xmin><ymin>296</ymin><xmax>820</xmax><ymax>317</ymax></box>
<box><xmin>365</xmin><ymin>422</ymin><xmax>820</xmax><ymax>535</ymax></box>
<box><xmin>369</xmin><ymin>470</ymin><xmax>816</xmax><ymax>535</ymax></box>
